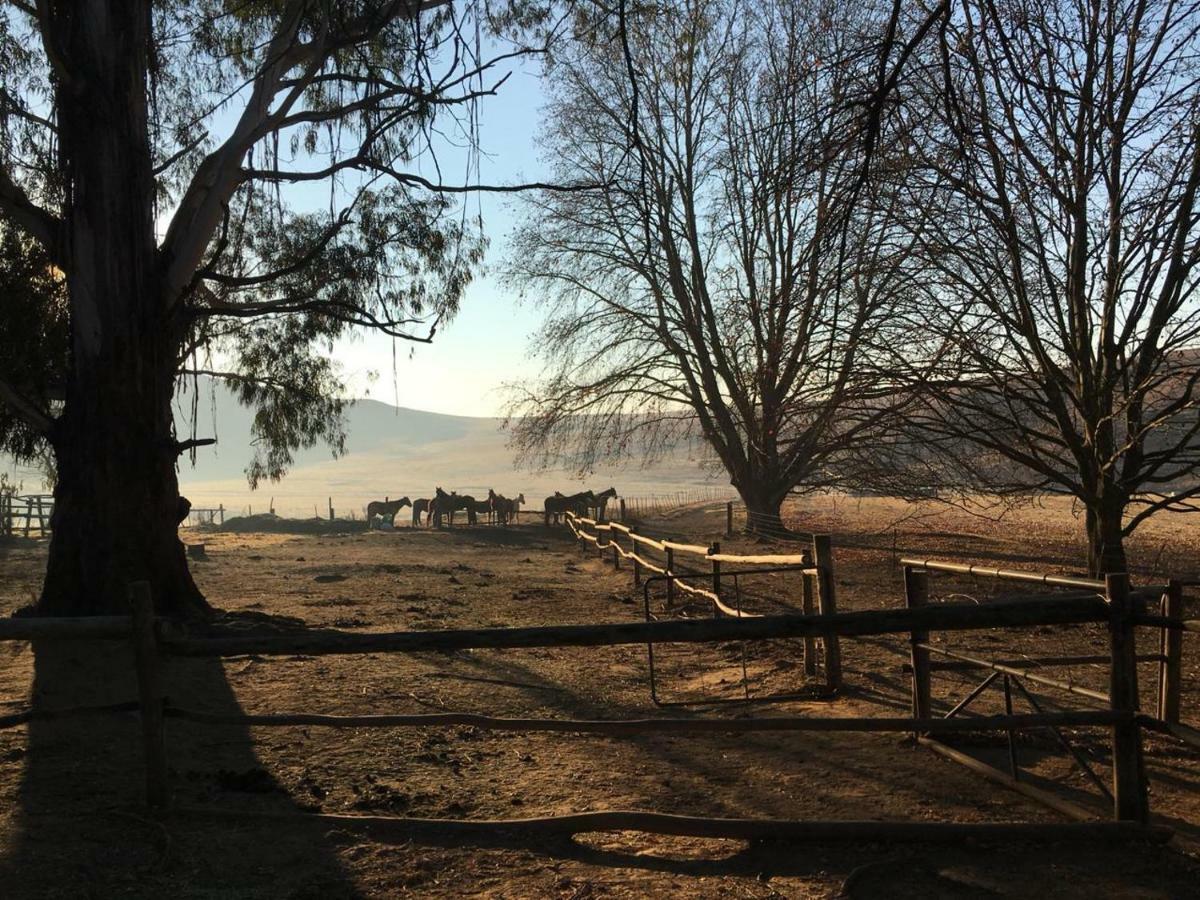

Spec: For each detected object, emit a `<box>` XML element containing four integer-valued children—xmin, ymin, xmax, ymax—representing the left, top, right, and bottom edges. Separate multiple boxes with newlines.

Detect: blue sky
<box><xmin>330</xmin><ymin>53</ymin><xmax>550</xmax><ymax>417</ymax></box>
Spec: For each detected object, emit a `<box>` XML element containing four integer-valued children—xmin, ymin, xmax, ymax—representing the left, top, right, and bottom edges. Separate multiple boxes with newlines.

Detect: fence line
<box><xmin>0</xmin><ymin>492</ymin><xmax>53</xmax><ymax>538</ymax></box>
<box><xmin>563</xmin><ymin>510</ymin><xmax>839</xmax><ymax>696</ymax></box>
<box><xmin>565</xmin><ymin>511</ymin><xmax>818</xmax><ymax>616</ymax></box>
<box><xmin>1</xmin><ymin>559</ymin><xmax>1190</xmax><ymax>840</ymax></box>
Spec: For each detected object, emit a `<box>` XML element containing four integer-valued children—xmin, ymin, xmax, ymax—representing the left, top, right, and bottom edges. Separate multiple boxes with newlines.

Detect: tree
<box><xmin>896</xmin><ymin>0</ymin><xmax>1200</xmax><ymax>574</ymax></box>
<box><xmin>505</xmin><ymin>0</ymin><xmax>922</xmax><ymax>533</ymax></box>
<box><xmin>0</xmin><ymin>1</ymin><xmax>547</xmax><ymax>614</ymax></box>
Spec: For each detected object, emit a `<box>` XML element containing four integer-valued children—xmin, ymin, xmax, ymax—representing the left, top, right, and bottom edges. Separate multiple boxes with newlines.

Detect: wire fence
<box><xmin>615</xmin><ymin>487</ymin><xmax>739</xmax><ymax>520</ymax></box>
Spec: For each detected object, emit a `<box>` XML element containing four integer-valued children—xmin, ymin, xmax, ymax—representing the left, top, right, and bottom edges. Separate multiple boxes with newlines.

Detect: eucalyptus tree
<box><xmin>0</xmin><ymin>1</ymin><xmax>549</xmax><ymax>614</ymax></box>
<box><xmin>506</xmin><ymin>0</ymin><xmax>924</xmax><ymax>533</ymax></box>
<box><xmin>898</xmin><ymin>0</ymin><xmax>1200</xmax><ymax>574</ymax></box>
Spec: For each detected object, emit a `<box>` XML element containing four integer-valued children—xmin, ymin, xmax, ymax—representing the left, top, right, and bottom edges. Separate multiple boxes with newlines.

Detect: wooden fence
<box><xmin>0</xmin><ymin>559</ymin><xmax>1188</xmax><ymax>842</ymax></box>
<box><xmin>564</xmin><ymin>510</ymin><xmax>840</xmax><ymax>694</ymax></box>
<box><xmin>901</xmin><ymin>560</ymin><xmax>1200</xmax><ymax>751</ymax></box>
<box><xmin>0</xmin><ymin>492</ymin><xmax>53</xmax><ymax>538</ymax></box>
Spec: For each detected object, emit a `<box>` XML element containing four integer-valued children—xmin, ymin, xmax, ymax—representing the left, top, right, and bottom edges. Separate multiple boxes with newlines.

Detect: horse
<box><xmin>411</xmin><ymin>498</ymin><xmax>431</xmax><ymax>527</ymax></box>
<box><xmin>469</xmin><ymin>497</ymin><xmax>492</xmax><ymax>523</ymax></box>
<box><xmin>433</xmin><ymin>487</ymin><xmax>477</xmax><ymax>527</ymax></box>
<box><xmin>590</xmin><ymin>487</ymin><xmax>617</xmax><ymax>522</ymax></box>
<box><xmin>366</xmin><ymin>496</ymin><xmax>411</xmax><ymax>529</ymax></box>
<box><xmin>544</xmin><ymin>490</ymin><xmax>593</xmax><ymax>526</ymax></box>
<box><xmin>489</xmin><ymin>490</ymin><xmax>526</xmax><ymax>525</ymax></box>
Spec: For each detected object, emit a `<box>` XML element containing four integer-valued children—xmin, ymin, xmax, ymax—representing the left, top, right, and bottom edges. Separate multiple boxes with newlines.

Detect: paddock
<box><xmin>1</xmin><ymin>499</ymin><xmax>1200</xmax><ymax>896</ymax></box>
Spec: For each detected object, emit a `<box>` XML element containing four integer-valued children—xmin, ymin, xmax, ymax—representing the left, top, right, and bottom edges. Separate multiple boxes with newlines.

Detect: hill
<box><xmin>168</xmin><ymin>379</ymin><xmax>726</xmax><ymax>518</ymax></box>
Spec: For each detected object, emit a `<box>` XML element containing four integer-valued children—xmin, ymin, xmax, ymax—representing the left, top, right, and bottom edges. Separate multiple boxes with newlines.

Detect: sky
<box><xmin>329</xmin><ymin>51</ymin><xmax>551</xmax><ymax>418</ymax></box>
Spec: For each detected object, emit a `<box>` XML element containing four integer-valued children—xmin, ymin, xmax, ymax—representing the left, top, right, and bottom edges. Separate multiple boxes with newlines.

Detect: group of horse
<box><xmin>365</xmin><ymin>487</ymin><xmax>526</xmax><ymax>529</ymax></box>
<box><xmin>542</xmin><ymin>487</ymin><xmax>617</xmax><ymax>525</ymax></box>
<box><xmin>366</xmin><ymin>485</ymin><xmax>617</xmax><ymax>529</ymax></box>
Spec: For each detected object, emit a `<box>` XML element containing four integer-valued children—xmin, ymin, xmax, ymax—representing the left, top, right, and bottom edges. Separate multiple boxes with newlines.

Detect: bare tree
<box><xmin>0</xmin><ymin>1</ymin><xmax>556</xmax><ymax>614</ymax></box>
<box><xmin>505</xmin><ymin>0</ymin><xmax>924</xmax><ymax>533</ymax></box>
<box><xmin>893</xmin><ymin>0</ymin><xmax>1200</xmax><ymax>574</ymax></box>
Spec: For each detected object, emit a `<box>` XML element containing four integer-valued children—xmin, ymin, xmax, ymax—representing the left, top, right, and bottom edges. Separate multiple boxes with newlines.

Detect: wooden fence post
<box><xmin>1159</xmin><ymin>580</ymin><xmax>1183</xmax><ymax>724</ymax></box>
<box><xmin>218</xmin><ymin>503</ymin><xmax>225</xmax><ymax>525</ymax></box>
<box><xmin>328</xmin><ymin>497</ymin><xmax>334</xmax><ymax>521</ymax></box>
<box><xmin>665</xmin><ymin>546</ymin><xmax>675</xmax><ymax>608</ymax></box>
<box><xmin>726</xmin><ymin>501</ymin><xmax>734</xmax><ymax>537</ymax></box>
<box><xmin>631</xmin><ymin>528</ymin><xmax>642</xmax><ymax>587</ymax></box>
<box><xmin>813</xmin><ymin>535</ymin><xmax>842</xmax><ymax>690</ymax></box>
<box><xmin>1107</xmin><ymin>573</ymin><xmax>1149</xmax><ymax>823</ymax></box>
<box><xmin>611</xmin><ymin>531</ymin><xmax>621</xmax><ymax>569</ymax></box>
<box><xmin>710</xmin><ymin>542</ymin><xmax>721</xmax><ymax>597</ymax></box>
<box><xmin>802</xmin><ymin>573</ymin><xmax>817</xmax><ymax>676</ymax></box>
<box><xmin>904</xmin><ymin>565</ymin><xmax>931</xmax><ymax>727</ymax></box>
<box><xmin>620</xmin><ymin>498</ymin><xmax>626</xmax><ymax>522</ymax></box>
<box><xmin>129</xmin><ymin>581</ymin><xmax>168</xmax><ymax>810</ymax></box>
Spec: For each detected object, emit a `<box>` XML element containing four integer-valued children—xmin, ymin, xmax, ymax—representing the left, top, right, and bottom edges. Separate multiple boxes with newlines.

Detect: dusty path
<box><xmin>1</xmin><ymin>505</ymin><xmax>1199</xmax><ymax>897</ymax></box>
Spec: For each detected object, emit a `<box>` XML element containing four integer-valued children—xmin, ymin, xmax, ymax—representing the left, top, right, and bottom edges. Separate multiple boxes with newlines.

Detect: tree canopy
<box><xmin>505</xmin><ymin>0</ymin><xmax>927</xmax><ymax>530</ymax></box>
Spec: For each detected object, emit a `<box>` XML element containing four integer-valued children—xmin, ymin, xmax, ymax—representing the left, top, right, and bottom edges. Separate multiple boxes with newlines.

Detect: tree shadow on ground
<box><xmin>0</xmin><ymin>632</ymin><xmax>360</xmax><ymax>899</ymax></box>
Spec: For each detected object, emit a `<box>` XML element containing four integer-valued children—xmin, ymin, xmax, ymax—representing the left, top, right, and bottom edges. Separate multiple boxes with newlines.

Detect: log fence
<box><xmin>1</xmin><ymin>556</ymin><xmax>1194</xmax><ymax>843</ymax></box>
<box><xmin>565</xmin><ymin>511</ymin><xmax>839</xmax><ymax>698</ymax></box>
<box><xmin>0</xmin><ymin>493</ymin><xmax>53</xmax><ymax>538</ymax></box>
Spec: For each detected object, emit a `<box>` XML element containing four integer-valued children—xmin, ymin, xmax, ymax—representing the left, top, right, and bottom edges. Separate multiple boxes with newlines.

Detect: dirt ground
<box><xmin>2</xmin><ymin>494</ymin><xmax>1200</xmax><ymax>897</ymax></box>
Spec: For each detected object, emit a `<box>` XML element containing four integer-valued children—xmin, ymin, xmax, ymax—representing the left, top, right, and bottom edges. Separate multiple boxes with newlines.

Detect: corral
<box><xmin>2</xmin><ymin>494</ymin><xmax>1200</xmax><ymax>897</ymax></box>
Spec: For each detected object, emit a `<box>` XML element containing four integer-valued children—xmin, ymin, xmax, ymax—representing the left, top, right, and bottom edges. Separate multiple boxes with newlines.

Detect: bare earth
<box><xmin>2</xmin><ymin>494</ymin><xmax>1200</xmax><ymax>897</ymax></box>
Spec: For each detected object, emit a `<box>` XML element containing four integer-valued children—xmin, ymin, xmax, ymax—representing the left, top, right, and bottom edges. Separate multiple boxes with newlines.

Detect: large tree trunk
<box><xmin>1085</xmin><ymin>495</ymin><xmax>1128</xmax><ymax>578</ymax></box>
<box><xmin>38</xmin><ymin>1</ymin><xmax>209</xmax><ymax>617</ymax></box>
<box><xmin>737</xmin><ymin>482</ymin><xmax>789</xmax><ymax>537</ymax></box>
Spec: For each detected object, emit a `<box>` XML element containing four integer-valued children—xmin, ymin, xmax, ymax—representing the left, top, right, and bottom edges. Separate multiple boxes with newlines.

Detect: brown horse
<box><xmin>489</xmin><ymin>490</ymin><xmax>526</xmax><ymax>525</ymax></box>
<box><xmin>366</xmin><ymin>496</ymin><xmax>411</xmax><ymax>528</ymax></box>
<box><xmin>590</xmin><ymin>487</ymin><xmax>617</xmax><ymax>522</ymax></box>
<box><xmin>411</xmin><ymin>498</ymin><xmax>431</xmax><ymax>527</ymax></box>
<box><xmin>432</xmin><ymin>487</ymin><xmax>477</xmax><ymax>527</ymax></box>
<box><xmin>544</xmin><ymin>490</ymin><xmax>593</xmax><ymax>526</ymax></box>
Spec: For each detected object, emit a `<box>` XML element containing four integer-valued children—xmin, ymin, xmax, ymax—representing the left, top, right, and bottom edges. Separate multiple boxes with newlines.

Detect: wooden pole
<box><xmin>611</xmin><ymin>531</ymin><xmax>620</xmax><ymax>569</ymax></box>
<box><xmin>163</xmin><ymin>596</ymin><xmax>1110</xmax><ymax>658</ymax></box>
<box><xmin>218</xmin><ymin>503</ymin><xmax>224</xmax><ymax>525</ymax></box>
<box><xmin>904</xmin><ymin>565</ymin><xmax>931</xmax><ymax>727</ymax></box>
<box><xmin>665</xmin><ymin>546</ymin><xmax>675</xmax><ymax>608</ymax></box>
<box><xmin>802</xmin><ymin>573</ymin><xmax>817</xmax><ymax>676</ymax></box>
<box><xmin>726</xmin><ymin>501</ymin><xmax>733</xmax><ymax>537</ymax></box>
<box><xmin>710</xmin><ymin>542</ymin><xmax>721</xmax><ymax>597</ymax></box>
<box><xmin>620</xmin><ymin>498</ymin><xmax>626</xmax><ymax>521</ymax></box>
<box><xmin>328</xmin><ymin>497</ymin><xmax>334</xmax><ymax>521</ymax></box>
<box><xmin>166</xmin><ymin>705</ymin><xmax>1119</xmax><ymax>735</ymax></box>
<box><xmin>919</xmin><ymin>737</ymin><xmax>1100</xmax><ymax>824</ymax></box>
<box><xmin>175</xmin><ymin>804</ymin><xmax>1172</xmax><ymax>844</ymax></box>
<box><xmin>631</xmin><ymin>528</ymin><xmax>641</xmax><ymax>587</ymax></box>
<box><xmin>1158</xmin><ymin>580</ymin><xmax>1183</xmax><ymax>724</ymax></box>
<box><xmin>813</xmin><ymin>535</ymin><xmax>842</xmax><ymax>690</ymax></box>
<box><xmin>1107</xmin><ymin>573</ymin><xmax>1149</xmax><ymax>823</ymax></box>
<box><xmin>129</xmin><ymin>581</ymin><xmax>168</xmax><ymax>810</ymax></box>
